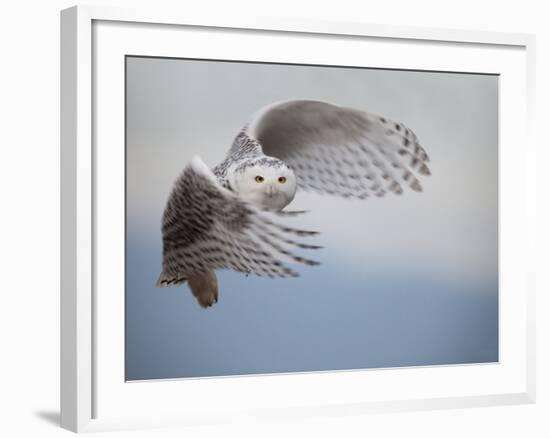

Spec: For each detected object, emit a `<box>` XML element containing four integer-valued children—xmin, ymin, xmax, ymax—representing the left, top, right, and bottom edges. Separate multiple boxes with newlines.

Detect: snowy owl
<box><xmin>156</xmin><ymin>99</ymin><xmax>430</xmax><ymax>308</ymax></box>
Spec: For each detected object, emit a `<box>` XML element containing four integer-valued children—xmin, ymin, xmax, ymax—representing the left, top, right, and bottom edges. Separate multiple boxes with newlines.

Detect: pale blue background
<box><xmin>125</xmin><ymin>57</ymin><xmax>498</xmax><ymax>380</ymax></box>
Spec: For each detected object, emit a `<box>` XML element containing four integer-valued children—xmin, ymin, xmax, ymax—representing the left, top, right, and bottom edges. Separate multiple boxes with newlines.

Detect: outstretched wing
<box><xmin>157</xmin><ymin>156</ymin><xmax>321</xmax><ymax>287</ymax></box>
<box><xmin>237</xmin><ymin>99</ymin><xmax>430</xmax><ymax>199</ymax></box>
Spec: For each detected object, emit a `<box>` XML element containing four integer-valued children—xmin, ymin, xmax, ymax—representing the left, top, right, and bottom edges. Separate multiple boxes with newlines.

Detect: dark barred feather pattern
<box><xmin>157</xmin><ymin>158</ymin><xmax>321</xmax><ymax>286</ymax></box>
<box><xmin>244</xmin><ymin>99</ymin><xmax>431</xmax><ymax>199</ymax></box>
<box><xmin>212</xmin><ymin>128</ymin><xmax>263</xmax><ymax>182</ymax></box>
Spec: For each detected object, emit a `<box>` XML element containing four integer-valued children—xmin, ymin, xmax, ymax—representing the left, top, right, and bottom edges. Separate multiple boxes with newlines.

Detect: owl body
<box><xmin>157</xmin><ymin>99</ymin><xmax>431</xmax><ymax>308</ymax></box>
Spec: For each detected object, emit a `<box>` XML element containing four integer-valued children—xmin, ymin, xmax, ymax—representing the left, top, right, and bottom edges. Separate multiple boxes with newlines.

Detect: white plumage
<box><xmin>157</xmin><ymin>99</ymin><xmax>430</xmax><ymax>308</ymax></box>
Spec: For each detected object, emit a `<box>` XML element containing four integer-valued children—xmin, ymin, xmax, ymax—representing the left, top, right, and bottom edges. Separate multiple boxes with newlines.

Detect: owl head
<box><xmin>231</xmin><ymin>157</ymin><xmax>297</xmax><ymax>211</ymax></box>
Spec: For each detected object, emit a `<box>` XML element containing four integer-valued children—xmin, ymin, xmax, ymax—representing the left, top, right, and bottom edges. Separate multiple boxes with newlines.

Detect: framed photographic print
<box><xmin>60</xmin><ymin>5</ymin><xmax>536</xmax><ymax>433</ymax></box>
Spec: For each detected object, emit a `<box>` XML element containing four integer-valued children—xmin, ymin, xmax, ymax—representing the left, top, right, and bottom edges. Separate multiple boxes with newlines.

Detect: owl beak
<box><xmin>266</xmin><ymin>184</ymin><xmax>276</xmax><ymax>197</ymax></box>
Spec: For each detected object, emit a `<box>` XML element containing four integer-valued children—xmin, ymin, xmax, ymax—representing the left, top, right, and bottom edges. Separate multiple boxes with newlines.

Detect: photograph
<box><xmin>125</xmin><ymin>56</ymin><xmax>498</xmax><ymax>381</ymax></box>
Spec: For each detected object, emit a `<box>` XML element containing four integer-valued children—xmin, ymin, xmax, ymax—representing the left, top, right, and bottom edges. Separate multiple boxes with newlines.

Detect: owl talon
<box><xmin>188</xmin><ymin>271</ymin><xmax>219</xmax><ymax>309</ymax></box>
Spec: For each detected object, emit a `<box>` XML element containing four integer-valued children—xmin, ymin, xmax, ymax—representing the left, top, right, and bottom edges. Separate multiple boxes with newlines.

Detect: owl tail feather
<box><xmin>156</xmin><ymin>271</ymin><xmax>187</xmax><ymax>288</ymax></box>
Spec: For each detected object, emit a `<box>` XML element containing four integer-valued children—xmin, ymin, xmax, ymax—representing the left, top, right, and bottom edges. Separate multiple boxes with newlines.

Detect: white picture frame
<box><xmin>60</xmin><ymin>4</ymin><xmax>536</xmax><ymax>433</ymax></box>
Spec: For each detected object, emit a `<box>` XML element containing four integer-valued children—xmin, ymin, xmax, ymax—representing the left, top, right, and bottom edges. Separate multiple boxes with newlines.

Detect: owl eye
<box><xmin>255</xmin><ymin>175</ymin><xmax>264</xmax><ymax>183</ymax></box>
<box><xmin>278</xmin><ymin>176</ymin><xmax>287</xmax><ymax>184</ymax></box>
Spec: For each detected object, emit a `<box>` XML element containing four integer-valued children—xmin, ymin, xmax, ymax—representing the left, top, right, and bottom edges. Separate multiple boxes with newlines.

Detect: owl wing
<box><xmin>157</xmin><ymin>156</ymin><xmax>321</xmax><ymax>287</ymax></box>
<box><xmin>236</xmin><ymin>99</ymin><xmax>430</xmax><ymax>198</ymax></box>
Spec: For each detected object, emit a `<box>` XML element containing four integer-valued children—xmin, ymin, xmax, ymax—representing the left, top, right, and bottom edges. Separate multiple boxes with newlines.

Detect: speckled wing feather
<box><xmin>157</xmin><ymin>157</ymin><xmax>321</xmax><ymax>287</ymax></box>
<box><xmin>239</xmin><ymin>99</ymin><xmax>431</xmax><ymax>198</ymax></box>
